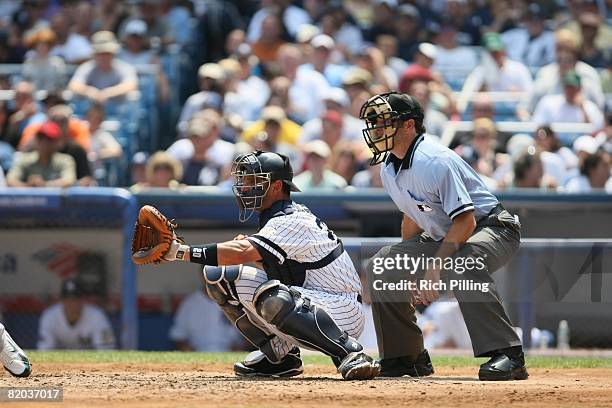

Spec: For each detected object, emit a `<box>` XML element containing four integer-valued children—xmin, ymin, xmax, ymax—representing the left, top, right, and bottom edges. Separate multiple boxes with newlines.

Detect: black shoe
<box><xmin>337</xmin><ymin>352</ymin><xmax>381</xmax><ymax>380</ymax></box>
<box><xmin>234</xmin><ymin>347</ymin><xmax>304</xmax><ymax>378</ymax></box>
<box><xmin>479</xmin><ymin>352</ymin><xmax>529</xmax><ymax>381</ymax></box>
<box><xmin>379</xmin><ymin>349</ymin><xmax>434</xmax><ymax>377</ymax></box>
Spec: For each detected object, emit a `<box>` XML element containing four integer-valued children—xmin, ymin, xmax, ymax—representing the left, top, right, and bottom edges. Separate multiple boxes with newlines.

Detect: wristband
<box><xmin>189</xmin><ymin>243</ymin><xmax>218</xmax><ymax>266</ymax></box>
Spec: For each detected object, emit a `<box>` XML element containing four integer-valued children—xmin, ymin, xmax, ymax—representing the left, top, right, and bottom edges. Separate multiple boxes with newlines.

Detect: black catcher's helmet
<box><xmin>359</xmin><ymin>91</ymin><xmax>425</xmax><ymax>165</ymax></box>
<box><xmin>231</xmin><ymin>151</ymin><xmax>300</xmax><ymax>222</ymax></box>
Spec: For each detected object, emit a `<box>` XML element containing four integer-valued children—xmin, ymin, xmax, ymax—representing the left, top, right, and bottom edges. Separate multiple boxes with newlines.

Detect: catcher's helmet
<box><xmin>231</xmin><ymin>151</ymin><xmax>300</xmax><ymax>222</ymax></box>
<box><xmin>359</xmin><ymin>91</ymin><xmax>425</xmax><ymax>165</ymax></box>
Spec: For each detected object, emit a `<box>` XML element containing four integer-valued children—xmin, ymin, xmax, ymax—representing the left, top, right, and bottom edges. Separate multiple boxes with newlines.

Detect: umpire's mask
<box><xmin>359</xmin><ymin>91</ymin><xmax>425</xmax><ymax>165</ymax></box>
<box><xmin>231</xmin><ymin>151</ymin><xmax>300</xmax><ymax>222</ymax></box>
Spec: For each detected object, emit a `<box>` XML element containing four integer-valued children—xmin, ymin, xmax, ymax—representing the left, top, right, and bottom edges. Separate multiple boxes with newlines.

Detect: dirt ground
<box><xmin>2</xmin><ymin>362</ymin><xmax>612</xmax><ymax>408</ymax></box>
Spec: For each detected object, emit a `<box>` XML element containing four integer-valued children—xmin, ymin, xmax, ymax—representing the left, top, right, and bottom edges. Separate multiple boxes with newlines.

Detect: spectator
<box><xmin>409</xmin><ymin>80</ymin><xmax>447</xmax><ymax>138</ymax></box>
<box><xmin>85</xmin><ymin>103</ymin><xmax>122</xmax><ymax>175</ymax></box>
<box><xmin>246</xmin><ymin>0</ymin><xmax>311</xmax><ymax>44</ymax></box>
<box><xmin>293</xmin><ymin>140</ymin><xmax>347</xmax><ymax>190</ymax></box>
<box><xmin>117</xmin><ymin>19</ymin><xmax>170</xmax><ymax>102</ymax></box>
<box><xmin>319</xmin><ymin>2</ymin><xmax>364</xmax><ymax>57</ymax></box>
<box><xmin>299</xmin><ymin>34</ymin><xmax>346</xmax><ymax>88</ymax></box>
<box><xmin>130</xmin><ymin>151</ymin><xmax>149</xmax><ymax>185</ymax></box>
<box><xmin>0</xmin><ymin>166</ymin><xmax>5</xmax><ymax>188</ymax></box>
<box><xmin>38</xmin><ymin>278</ymin><xmax>116</xmax><ymax>350</ymax></box>
<box><xmin>341</xmin><ymin>67</ymin><xmax>372</xmax><ymax>102</ymax></box>
<box><xmin>454</xmin><ymin>144</ymin><xmax>498</xmax><ymax>191</ymax></box>
<box><xmin>72</xmin><ymin>1</ymin><xmax>95</xmax><ymax>39</ymax></box>
<box><xmin>532</xmin><ymin>71</ymin><xmax>604</xmax><ymax>129</ymax></box>
<box><xmin>501</xmin><ymin>3</ymin><xmax>556</xmax><ymax>68</ymax></box>
<box><xmin>223</xmin><ymin>44</ymin><xmax>270</xmax><ymax>123</ymax></box>
<box><xmin>534</xmin><ymin>125</ymin><xmax>579</xmax><ymax>176</ymax></box>
<box><xmin>241</xmin><ymin>105</ymin><xmax>301</xmax><ymax>146</ymax></box>
<box><xmin>168</xmin><ymin>116</ymin><xmax>222</xmax><ymax>186</ymax></box>
<box><xmin>463</xmin><ymin>32</ymin><xmax>533</xmax><ymax>92</ymax></box>
<box><xmin>5</xmin><ymin>81</ymin><xmax>46</xmax><ymax>148</ymax></box>
<box><xmin>443</xmin><ymin>0</ymin><xmax>486</xmax><ymax>46</ymax></box>
<box><xmin>353</xmin><ymin>44</ymin><xmax>396</xmax><ymax>91</ymax></box>
<box><xmin>467</xmin><ymin>118</ymin><xmax>506</xmax><ymax>178</ymax></box>
<box><xmin>330</xmin><ymin>140</ymin><xmax>360</xmax><ymax>186</ymax></box>
<box><xmin>518</xmin><ymin>29</ymin><xmax>604</xmax><ymax>121</ymax></box>
<box><xmin>251</xmin><ymin>11</ymin><xmax>287</xmax><ymax>67</ymax></box>
<box><xmin>565</xmin><ymin>150</ymin><xmax>611</xmax><ymax>192</ymax></box>
<box><xmin>503</xmin><ymin>147</ymin><xmax>557</xmax><ymax>190</ymax></box>
<box><xmin>300</xmin><ymin>87</ymin><xmax>362</xmax><ymax>143</ymax></box>
<box><xmin>121</xmin><ymin>0</ymin><xmax>174</xmax><ymax>46</ymax></box>
<box><xmin>194</xmin><ymin>0</ymin><xmax>243</xmax><ymax>64</ymax></box>
<box><xmin>393</xmin><ymin>4</ymin><xmax>422</xmax><ymax>62</ymax></box>
<box><xmin>578</xmin><ymin>12</ymin><xmax>609</xmax><ymax>69</ymax></box>
<box><xmin>225</xmin><ymin>29</ymin><xmax>247</xmax><ymax>58</ymax></box>
<box><xmin>376</xmin><ymin>34</ymin><xmax>409</xmax><ymax>80</ymax></box>
<box><xmin>168</xmin><ymin>110</ymin><xmax>234</xmax><ymax>175</ymax></box>
<box><xmin>169</xmin><ymin>287</ymin><xmax>243</xmax><ymax>351</ymax></box>
<box><xmin>431</xmin><ymin>19</ymin><xmax>479</xmax><ymax>86</ymax></box>
<box><xmin>68</xmin><ymin>31</ymin><xmax>138</xmax><ymax>105</ymax></box>
<box><xmin>363</xmin><ymin>0</ymin><xmax>397</xmax><ymax>43</ymax></box>
<box><xmin>49</xmin><ymin>10</ymin><xmax>93</xmax><ymax>64</ymax></box>
<box><xmin>92</xmin><ymin>0</ymin><xmax>130</xmax><ymax>34</ymax></box>
<box><xmin>131</xmin><ymin>150</ymin><xmax>183</xmax><ymax>190</ymax></box>
<box><xmin>18</xmin><ymin>102</ymin><xmax>92</xmax><ymax>152</ymax></box>
<box><xmin>6</xmin><ymin>121</ymin><xmax>76</xmax><ymax>188</ymax></box>
<box><xmin>177</xmin><ymin>63</ymin><xmax>224</xmax><ymax>136</ymax></box>
<box><xmin>21</xmin><ymin>28</ymin><xmax>66</xmax><ymax>92</ymax></box>
<box><xmin>351</xmin><ymin>162</ymin><xmax>383</xmax><ymax>188</ymax></box>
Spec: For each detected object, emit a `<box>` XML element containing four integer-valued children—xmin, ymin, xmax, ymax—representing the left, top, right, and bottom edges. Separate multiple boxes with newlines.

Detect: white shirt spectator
<box><xmin>37</xmin><ymin>303</ymin><xmax>116</xmax><ymax>350</ymax></box>
<box><xmin>169</xmin><ymin>290</ymin><xmax>238</xmax><ymax>351</ymax></box>
<box><xmin>50</xmin><ymin>33</ymin><xmax>93</xmax><ymax>64</ymax></box>
<box><xmin>565</xmin><ymin>175</ymin><xmax>592</xmax><ymax>193</ymax></box>
<box><xmin>247</xmin><ymin>5</ymin><xmax>311</xmax><ymax>43</ymax></box>
<box><xmin>299</xmin><ymin>114</ymin><xmax>363</xmax><ymax>143</ymax></box>
<box><xmin>223</xmin><ymin>76</ymin><xmax>270</xmax><ymax>123</ymax></box>
<box><xmin>501</xmin><ymin>28</ymin><xmax>556</xmax><ymax>68</ymax></box>
<box><xmin>291</xmin><ymin>67</ymin><xmax>331</xmax><ymax>123</ymax></box>
<box><xmin>166</xmin><ymin>138</ymin><xmax>234</xmax><ymax>169</ymax></box>
<box><xmin>532</xmin><ymin>94</ymin><xmax>604</xmax><ymax>129</ymax></box>
<box><xmin>524</xmin><ymin>61</ymin><xmax>604</xmax><ymax>113</ymax></box>
<box><xmin>433</xmin><ymin>46</ymin><xmax>479</xmax><ymax>84</ymax></box>
<box><xmin>465</xmin><ymin>57</ymin><xmax>533</xmax><ymax>92</ymax></box>
<box><xmin>420</xmin><ymin>298</ymin><xmax>472</xmax><ymax>350</ymax></box>
<box><xmin>0</xmin><ymin>167</ymin><xmax>5</xmax><ymax>188</ymax></box>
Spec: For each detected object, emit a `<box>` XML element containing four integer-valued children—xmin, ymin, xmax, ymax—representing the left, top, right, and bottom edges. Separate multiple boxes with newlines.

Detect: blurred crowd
<box><xmin>0</xmin><ymin>0</ymin><xmax>610</xmax><ymax>193</ymax></box>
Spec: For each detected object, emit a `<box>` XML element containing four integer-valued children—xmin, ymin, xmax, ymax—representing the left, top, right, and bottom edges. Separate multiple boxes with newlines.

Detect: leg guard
<box><xmin>203</xmin><ymin>265</ymin><xmax>279</xmax><ymax>362</ymax></box>
<box><xmin>253</xmin><ymin>280</ymin><xmax>362</xmax><ymax>366</ymax></box>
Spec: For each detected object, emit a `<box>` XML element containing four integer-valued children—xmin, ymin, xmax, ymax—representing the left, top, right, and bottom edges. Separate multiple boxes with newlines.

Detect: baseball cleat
<box><xmin>378</xmin><ymin>349</ymin><xmax>434</xmax><ymax>377</ymax></box>
<box><xmin>478</xmin><ymin>352</ymin><xmax>529</xmax><ymax>381</ymax></box>
<box><xmin>234</xmin><ymin>347</ymin><xmax>304</xmax><ymax>378</ymax></box>
<box><xmin>337</xmin><ymin>352</ymin><xmax>381</xmax><ymax>380</ymax></box>
<box><xmin>0</xmin><ymin>324</ymin><xmax>32</xmax><ymax>378</ymax></box>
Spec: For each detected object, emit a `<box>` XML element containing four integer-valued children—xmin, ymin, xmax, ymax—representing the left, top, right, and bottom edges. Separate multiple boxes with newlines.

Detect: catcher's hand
<box><xmin>131</xmin><ymin>205</ymin><xmax>185</xmax><ymax>265</ymax></box>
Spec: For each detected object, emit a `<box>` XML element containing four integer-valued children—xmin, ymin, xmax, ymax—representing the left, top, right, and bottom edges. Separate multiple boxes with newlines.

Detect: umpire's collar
<box><xmin>258</xmin><ymin>199</ymin><xmax>295</xmax><ymax>229</ymax></box>
<box><xmin>386</xmin><ymin>134</ymin><xmax>425</xmax><ymax>173</ymax></box>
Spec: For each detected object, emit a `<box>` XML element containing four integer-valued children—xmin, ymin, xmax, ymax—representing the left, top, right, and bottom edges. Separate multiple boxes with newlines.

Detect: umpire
<box><xmin>359</xmin><ymin>92</ymin><xmax>528</xmax><ymax>381</ymax></box>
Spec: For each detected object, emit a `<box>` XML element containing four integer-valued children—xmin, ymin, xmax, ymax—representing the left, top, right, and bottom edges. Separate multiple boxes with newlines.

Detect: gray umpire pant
<box><xmin>369</xmin><ymin>204</ymin><xmax>523</xmax><ymax>359</ymax></box>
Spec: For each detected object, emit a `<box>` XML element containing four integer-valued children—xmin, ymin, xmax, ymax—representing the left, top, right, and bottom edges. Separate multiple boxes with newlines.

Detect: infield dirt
<box><xmin>2</xmin><ymin>362</ymin><xmax>612</xmax><ymax>407</ymax></box>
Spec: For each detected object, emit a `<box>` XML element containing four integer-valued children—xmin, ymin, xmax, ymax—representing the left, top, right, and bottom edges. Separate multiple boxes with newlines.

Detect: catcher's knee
<box><xmin>253</xmin><ymin>280</ymin><xmax>296</xmax><ymax>325</ymax></box>
<box><xmin>203</xmin><ymin>265</ymin><xmax>242</xmax><ymax>305</ymax></box>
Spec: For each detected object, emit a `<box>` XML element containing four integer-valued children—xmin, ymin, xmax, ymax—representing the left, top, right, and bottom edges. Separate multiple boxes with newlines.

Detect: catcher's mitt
<box><xmin>131</xmin><ymin>205</ymin><xmax>181</xmax><ymax>265</ymax></box>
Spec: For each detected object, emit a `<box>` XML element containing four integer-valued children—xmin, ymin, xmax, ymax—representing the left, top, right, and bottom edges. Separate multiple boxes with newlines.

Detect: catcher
<box><xmin>132</xmin><ymin>151</ymin><xmax>380</xmax><ymax>380</ymax></box>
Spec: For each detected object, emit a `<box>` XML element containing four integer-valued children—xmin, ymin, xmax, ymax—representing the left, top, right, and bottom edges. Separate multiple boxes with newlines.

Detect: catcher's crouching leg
<box><xmin>253</xmin><ymin>280</ymin><xmax>381</xmax><ymax>380</ymax></box>
<box><xmin>203</xmin><ymin>266</ymin><xmax>304</xmax><ymax>378</ymax></box>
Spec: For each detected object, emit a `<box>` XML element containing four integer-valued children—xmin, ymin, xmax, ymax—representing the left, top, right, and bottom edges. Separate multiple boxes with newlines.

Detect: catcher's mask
<box><xmin>231</xmin><ymin>151</ymin><xmax>300</xmax><ymax>222</ymax></box>
<box><xmin>359</xmin><ymin>91</ymin><xmax>424</xmax><ymax>165</ymax></box>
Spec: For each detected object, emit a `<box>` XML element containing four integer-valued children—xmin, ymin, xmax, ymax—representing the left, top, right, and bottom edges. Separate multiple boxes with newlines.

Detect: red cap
<box><xmin>36</xmin><ymin>122</ymin><xmax>62</xmax><ymax>140</ymax></box>
<box><xmin>399</xmin><ymin>65</ymin><xmax>433</xmax><ymax>93</ymax></box>
<box><xmin>322</xmin><ymin>110</ymin><xmax>343</xmax><ymax>126</ymax></box>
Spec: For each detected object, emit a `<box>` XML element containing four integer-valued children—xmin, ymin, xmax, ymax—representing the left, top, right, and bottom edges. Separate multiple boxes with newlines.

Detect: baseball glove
<box><xmin>131</xmin><ymin>205</ymin><xmax>181</xmax><ymax>265</ymax></box>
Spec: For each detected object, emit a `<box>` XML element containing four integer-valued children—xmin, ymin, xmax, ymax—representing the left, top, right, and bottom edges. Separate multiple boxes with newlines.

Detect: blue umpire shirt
<box><xmin>380</xmin><ymin>134</ymin><xmax>498</xmax><ymax>241</ymax></box>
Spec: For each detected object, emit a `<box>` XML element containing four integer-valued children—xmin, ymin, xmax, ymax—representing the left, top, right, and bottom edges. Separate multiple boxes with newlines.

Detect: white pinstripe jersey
<box><xmin>247</xmin><ymin>202</ymin><xmax>362</xmax><ymax>295</ymax></box>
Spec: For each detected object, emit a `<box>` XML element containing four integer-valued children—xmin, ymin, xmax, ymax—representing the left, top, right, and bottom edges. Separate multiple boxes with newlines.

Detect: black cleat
<box><xmin>479</xmin><ymin>352</ymin><xmax>529</xmax><ymax>381</ymax></box>
<box><xmin>379</xmin><ymin>349</ymin><xmax>434</xmax><ymax>377</ymax></box>
<box><xmin>337</xmin><ymin>352</ymin><xmax>381</xmax><ymax>380</ymax></box>
<box><xmin>234</xmin><ymin>347</ymin><xmax>304</xmax><ymax>378</ymax></box>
